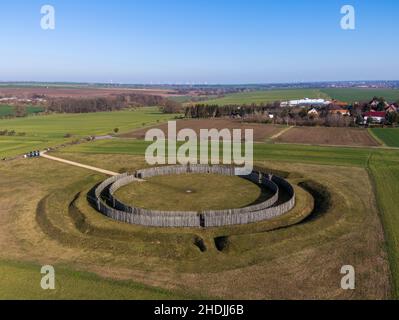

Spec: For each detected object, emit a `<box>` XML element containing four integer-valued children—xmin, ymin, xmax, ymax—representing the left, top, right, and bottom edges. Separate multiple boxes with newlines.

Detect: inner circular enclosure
<box><xmin>114</xmin><ymin>173</ymin><xmax>274</xmax><ymax>211</ymax></box>
<box><xmin>90</xmin><ymin>165</ymin><xmax>296</xmax><ymax>228</ymax></box>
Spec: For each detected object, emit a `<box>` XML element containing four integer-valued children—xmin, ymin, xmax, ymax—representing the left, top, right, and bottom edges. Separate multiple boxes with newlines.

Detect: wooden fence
<box><xmin>89</xmin><ymin>165</ymin><xmax>295</xmax><ymax>228</ymax></box>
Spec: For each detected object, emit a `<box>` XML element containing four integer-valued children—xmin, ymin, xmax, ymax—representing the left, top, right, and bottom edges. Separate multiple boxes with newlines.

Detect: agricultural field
<box><xmin>199</xmin><ymin>89</ymin><xmax>329</xmax><ymax>105</ymax></box>
<box><xmin>0</xmin><ymin>107</ymin><xmax>176</xmax><ymax>158</ymax></box>
<box><xmin>59</xmin><ymin>138</ymin><xmax>373</xmax><ymax>168</ymax></box>
<box><xmin>122</xmin><ymin>119</ymin><xmax>285</xmax><ymax>142</ymax></box>
<box><xmin>0</xmin><ymin>86</ymin><xmax>176</xmax><ymax>98</ymax></box>
<box><xmin>190</xmin><ymin>87</ymin><xmax>399</xmax><ymax>106</ymax></box>
<box><xmin>0</xmin><ymin>105</ymin><xmax>44</xmax><ymax>117</ymax></box>
<box><xmin>275</xmin><ymin>126</ymin><xmax>380</xmax><ymax>147</ymax></box>
<box><xmin>321</xmin><ymin>88</ymin><xmax>399</xmax><ymax>103</ymax></box>
<box><xmin>370</xmin><ymin>128</ymin><xmax>399</xmax><ymax>148</ymax></box>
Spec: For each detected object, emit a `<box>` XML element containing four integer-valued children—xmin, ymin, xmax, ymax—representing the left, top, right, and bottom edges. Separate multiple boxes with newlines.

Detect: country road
<box><xmin>40</xmin><ymin>152</ymin><xmax>119</xmax><ymax>176</ymax></box>
<box><xmin>270</xmin><ymin>126</ymin><xmax>294</xmax><ymax>140</ymax></box>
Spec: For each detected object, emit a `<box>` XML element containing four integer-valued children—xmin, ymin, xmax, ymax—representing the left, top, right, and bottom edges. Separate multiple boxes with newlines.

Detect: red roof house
<box><xmin>364</xmin><ymin>111</ymin><xmax>386</xmax><ymax>118</ymax></box>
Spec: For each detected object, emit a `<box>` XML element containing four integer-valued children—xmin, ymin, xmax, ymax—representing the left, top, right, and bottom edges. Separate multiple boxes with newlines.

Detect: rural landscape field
<box><xmin>1</xmin><ymin>0</ymin><xmax>399</xmax><ymax>308</ymax></box>
<box><xmin>1</xmin><ymin>92</ymin><xmax>399</xmax><ymax>300</ymax></box>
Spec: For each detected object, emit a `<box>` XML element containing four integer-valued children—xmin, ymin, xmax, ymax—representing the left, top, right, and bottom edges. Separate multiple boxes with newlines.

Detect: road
<box><xmin>40</xmin><ymin>151</ymin><xmax>119</xmax><ymax>176</ymax></box>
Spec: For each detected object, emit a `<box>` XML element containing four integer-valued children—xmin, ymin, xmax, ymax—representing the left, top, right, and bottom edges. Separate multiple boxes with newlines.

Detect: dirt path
<box><xmin>270</xmin><ymin>126</ymin><xmax>294</xmax><ymax>140</ymax></box>
<box><xmin>40</xmin><ymin>152</ymin><xmax>119</xmax><ymax>176</ymax></box>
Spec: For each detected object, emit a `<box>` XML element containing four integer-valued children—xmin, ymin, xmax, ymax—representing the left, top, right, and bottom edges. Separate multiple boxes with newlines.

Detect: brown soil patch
<box><xmin>121</xmin><ymin>119</ymin><xmax>284</xmax><ymax>142</ymax></box>
<box><xmin>275</xmin><ymin>126</ymin><xmax>380</xmax><ymax>147</ymax></box>
<box><xmin>0</xmin><ymin>87</ymin><xmax>176</xmax><ymax>98</ymax></box>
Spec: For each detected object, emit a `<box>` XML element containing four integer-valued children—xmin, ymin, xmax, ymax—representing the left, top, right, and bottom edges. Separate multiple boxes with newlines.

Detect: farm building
<box><xmin>363</xmin><ymin>111</ymin><xmax>386</xmax><ymax>124</ymax></box>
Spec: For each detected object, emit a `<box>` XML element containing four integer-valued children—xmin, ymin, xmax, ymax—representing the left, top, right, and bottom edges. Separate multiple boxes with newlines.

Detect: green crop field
<box><xmin>198</xmin><ymin>88</ymin><xmax>399</xmax><ymax>106</ymax></box>
<box><xmin>371</xmin><ymin>128</ymin><xmax>399</xmax><ymax>147</ymax></box>
<box><xmin>321</xmin><ymin>88</ymin><xmax>399</xmax><ymax>103</ymax></box>
<box><xmin>198</xmin><ymin>89</ymin><xmax>330</xmax><ymax>105</ymax></box>
<box><xmin>0</xmin><ymin>107</ymin><xmax>176</xmax><ymax>157</ymax></box>
<box><xmin>0</xmin><ymin>105</ymin><xmax>44</xmax><ymax>117</ymax></box>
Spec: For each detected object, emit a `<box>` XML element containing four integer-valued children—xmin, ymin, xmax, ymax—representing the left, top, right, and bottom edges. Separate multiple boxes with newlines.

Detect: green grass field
<box><xmin>321</xmin><ymin>88</ymin><xmax>399</xmax><ymax>103</ymax></box>
<box><xmin>368</xmin><ymin>151</ymin><xmax>399</xmax><ymax>298</ymax></box>
<box><xmin>60</xmin><ymin>138</ymin><xmax>373</xmax><ymax>168</ymax></box>
<box><xmin>0</xmin><ymin>260</ymin><xmax>190</xmax><ymax>300</ymax></box>
<box><xmin>0</xmin><ymin>105</ymin><xmax>44</xmax><ymax>117</ymax></box>
<box><xmin>199</xmin><ymin>89</ymin><xmax>330</xmax><ymax>105</ymax></box>
<box><xmin>192</xmin><ymin>88</ymin><xmax>399</xmax><ymax>106</ymax></box>
<box><xmin>371</xmin><ymin>128</ymin><xmax>399</xmax><ymax>147</ymax></box>
<box><xmin>115</xmin><ymin>174</ymin><xmax>267</xmax><ymax>211</ymax></box>
<box><xmin>0</xmin><ymin>107</ymin><xmax>175</xmax><ymax>157</ymax></box>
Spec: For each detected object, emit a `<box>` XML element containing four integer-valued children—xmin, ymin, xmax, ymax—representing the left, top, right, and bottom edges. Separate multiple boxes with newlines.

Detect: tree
<box><xmin>298</xmin><ymin>108</ymin><xmax>308</xmax><ymax>118</ymax></box>
<box><xmin>113</xmin><ymin>128</ymin><xmax>119</xmax><ymax>134</ymax></box>
<box><xmin>161</xmin><ymin>100</ymin><xmax>182</xmax><ymax>114</ymax></box>
<box><xmin>387</xmin><ymin>112</ymin><xmax>399</xmax><ymax>125</ymax></box>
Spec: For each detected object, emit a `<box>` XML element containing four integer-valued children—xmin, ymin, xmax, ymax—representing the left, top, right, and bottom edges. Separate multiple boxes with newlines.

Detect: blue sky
<box><xmin>0</xmin><ymin>0</ymin><xmax>398</xmax><ymax>84</ymax></box>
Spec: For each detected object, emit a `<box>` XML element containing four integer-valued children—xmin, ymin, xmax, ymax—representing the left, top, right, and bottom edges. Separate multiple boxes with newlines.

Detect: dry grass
<box><xmin>0</xmin><ymin>153</ymin><xmax>390</xmax><ymax>299</ymax></box>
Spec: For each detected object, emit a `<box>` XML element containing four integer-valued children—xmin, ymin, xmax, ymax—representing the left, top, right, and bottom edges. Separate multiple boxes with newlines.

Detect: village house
<box><xmin>386</xmin><ymin>103</ymin><xmax>398</xmax><ymax>114</ymax></box>
<box><xmin>330</xmin><ymin>100</ymin><xmax>348</xmax><ymax>108</ymax></box>
<box><xmin>329</xmin><ymin>108</ymin><xmax>350</xmax><ymax>116</ymax></box>
<box><xmin>307</xmin><ymin>108</ymin><xmax>319</xmax><ymax>117</ymax></box>
<box><xmin>369</xmin><ymin>98</ymin><xmax>389</xmax><ymax>110</ymax></box>
<box><xmin>363</xmin><ymin>111</ymin><xmax>386</xmax><ymax>124</ymax></box>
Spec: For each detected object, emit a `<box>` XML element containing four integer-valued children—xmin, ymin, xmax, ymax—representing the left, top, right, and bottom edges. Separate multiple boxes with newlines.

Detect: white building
<box><xmin>281</xmin><ymin>98</ymin><xmax>331</xmax><ymax>107</ymax></box>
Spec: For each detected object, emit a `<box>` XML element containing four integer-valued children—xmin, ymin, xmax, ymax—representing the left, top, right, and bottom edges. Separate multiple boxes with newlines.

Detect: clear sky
<box><xmin>0</xmin><ymin>0</ymin><xmax>398</xmax><ymax>84</ymax></box>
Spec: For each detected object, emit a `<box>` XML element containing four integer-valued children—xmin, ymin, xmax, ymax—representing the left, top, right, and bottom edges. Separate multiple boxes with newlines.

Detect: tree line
<box><xmin>46</xmin><ymin>94</ymin><xmax>182</xmax><ymax>114</ymax></box>
<box><xmin>184</xmin><ymin>103</ymin><xmax>280</xmax><ymax>118</ymax></box>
